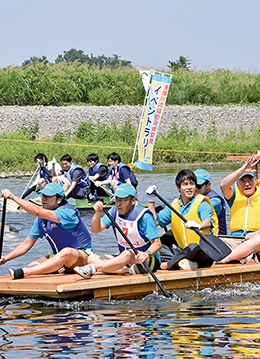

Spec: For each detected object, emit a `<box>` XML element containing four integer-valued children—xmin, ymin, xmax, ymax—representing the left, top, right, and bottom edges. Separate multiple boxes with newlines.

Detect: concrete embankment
<box><xmin>0</xmin><ymin>105</ymin><xmax>259</xmax><ymax>138</ymax></box>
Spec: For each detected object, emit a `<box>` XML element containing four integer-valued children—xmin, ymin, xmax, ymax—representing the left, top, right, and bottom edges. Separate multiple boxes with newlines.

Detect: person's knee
<box><xmin>120</xmin><ymin>250</ymin><xmax>133</xmax><ymax>261</ymax></box>
<box><xmin>59</xmin><ymin>247</ymin><xmax>75</xmax><ymax>259</ymax></box>
<box><xmin>38</xmin><ymin>178</ymin><xmax>47</xmax><ymax>190</ymax></box>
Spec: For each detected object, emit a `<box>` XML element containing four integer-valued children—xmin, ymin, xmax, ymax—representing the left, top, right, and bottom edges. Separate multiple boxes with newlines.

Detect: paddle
<box><xmin>102</xmin><ymin>207</ymin><xmax>178</xmax><ymax>300</ymax></box>
<box><xmin>219</xmin><ymin>235</ymin><xmax>245</xmax><ymax>239</ymax></box>
<box><xmin>20</xmin><ymin>165</ymin><xmax>40</xmax><ymax>199</ymax></box>
<box><xmin>151</xmin><ymin>190</ymin><xmax>231</xmax><ymax>262</ymax></box>
<box><xmin>0</xmin><ymin>199</ymin><xmax>7</xmax><ymax>258</ymax></box>
<box><xmin>0</xmin><ymin>166</ymin><xmax>41</xmax><ymax>212</ymax></box>
<box><xmin>90</xmin><ymin>179</ymin><xmax>114</xmax><ymax>197</ymax></box>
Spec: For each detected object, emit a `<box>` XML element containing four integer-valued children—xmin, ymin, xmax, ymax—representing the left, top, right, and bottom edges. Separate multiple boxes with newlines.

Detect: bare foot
<box><xmin>160</xmin><ymin>262</ymin><xmax>168</xmax><ymax>270</ymax></box>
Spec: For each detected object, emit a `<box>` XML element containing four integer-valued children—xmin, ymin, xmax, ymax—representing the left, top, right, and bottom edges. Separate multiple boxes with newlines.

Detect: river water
<box><xmin>0</xmin><ymin>165</ymin><xmax>260</xmax><ymax>358</ymax></box>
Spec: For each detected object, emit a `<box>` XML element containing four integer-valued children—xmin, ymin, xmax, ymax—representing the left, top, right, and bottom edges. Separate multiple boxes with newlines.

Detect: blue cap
<box><xmin>194</xmin><ymin>169</ymin><xmax>211</xmax><ymax>185</ymax></box>
<box><xmin>239</xmin><ymin>172</ymin><xmax>256</xmax><ymax>180</ymax></box>
<box><xmin>39</xmin><ymin>182</ymin><xmax>65</xmax><ymax>197</ymax></box>
<box><xmin>114</xmin><ymin>183</ymin><xmax>136</xmax><ymax>198</ymax></box>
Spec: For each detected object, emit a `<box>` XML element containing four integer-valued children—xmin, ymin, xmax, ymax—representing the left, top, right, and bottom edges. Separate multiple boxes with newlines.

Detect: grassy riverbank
<box><xmin>1</xmin><ymin>64</ymin><xmax>260</xmax><ymax>106</ymax></box>
<box><xmin>1</xmin><ymin>119</ymin><xmax>259</xmax><ymax>173</ymax></box>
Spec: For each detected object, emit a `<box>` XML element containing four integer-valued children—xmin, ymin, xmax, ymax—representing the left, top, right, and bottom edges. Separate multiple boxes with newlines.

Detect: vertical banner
<box><xmin>134</xmin><ymin>72</ymin><xmax>172</xmax><ymax>171</ymax></box>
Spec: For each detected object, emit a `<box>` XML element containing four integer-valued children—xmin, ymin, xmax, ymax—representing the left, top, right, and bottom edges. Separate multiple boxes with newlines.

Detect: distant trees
<box><xmin>21</xmin><ymin>49</ymin><xmax>132</xmax><ymax>69</ymax></box>
<box><xmin>168</xmin><ymin>55</ymin><xmax>191</xmax><ymax>71</ymax></box>
<box><xmin>22</xmin><ymin>56</ymin><xmax>49</xmax><ymax>67</ymax></box>
<box><xmin>55</xmin><ymin>49</ymin><xmax>132</xmax><ymax>68</ymax></box>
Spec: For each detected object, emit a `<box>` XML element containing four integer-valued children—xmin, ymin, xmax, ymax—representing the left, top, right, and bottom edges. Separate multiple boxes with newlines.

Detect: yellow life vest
<box><xmin>170</xmin><ymin>194</ymin><xmax>219</xmax><ymax>249</ymax></box>
<box><xmin>230</xmin><ymin>181</ymin><xmax>260</xmax><ymax>233</ymax></box>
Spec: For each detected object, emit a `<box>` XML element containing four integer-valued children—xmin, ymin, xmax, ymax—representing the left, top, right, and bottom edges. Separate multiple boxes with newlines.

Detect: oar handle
<box><xmin>89</xmin><ymin>178</ymin><xmax>113</xmax><ymax>197</ymax></box>
<box><xmin>152</xmin><ymin>190</ymin><xmax>208</xmax><ymax>241</ymax></box>
<box><xmin>102</xmin><ymin>207</ymin><xmax>172</xmax><ymax>299</ymax></box>
<box><xmin>0</xmin><ymin>198</ymin><xmax>7</xmax><ymax>258</ymax></box>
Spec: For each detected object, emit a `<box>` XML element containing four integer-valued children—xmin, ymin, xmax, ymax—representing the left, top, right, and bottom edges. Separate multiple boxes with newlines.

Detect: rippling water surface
<box><xmin>0</xmin><ymin>165</ymin><xmax>259</xmax><ymax>358</ymax></box>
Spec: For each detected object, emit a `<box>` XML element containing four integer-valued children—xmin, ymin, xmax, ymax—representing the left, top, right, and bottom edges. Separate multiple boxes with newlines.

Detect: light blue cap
<box><xmin>39</xmin><ymin>182</ymin><xmax>65</xmax><ymax>197</ymax></box>
<box><xmin>194</xmin><ymin>169</ymin><xmax>211</xmax><ymax>185</ymax></box>
<box><xmin>114</xmin><ymin>183</ymin><xmax>136</xmax><ymax>198</ymax></box>
<box><xmin>239</xmin><ymin>172</ymin><xmax>256</xmax><ymax>180</ymax></box>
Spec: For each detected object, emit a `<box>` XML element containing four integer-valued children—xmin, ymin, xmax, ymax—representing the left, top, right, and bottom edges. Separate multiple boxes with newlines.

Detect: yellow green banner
<box><xmin>134</xmin><ymin>72</ymin><xmax>172</xmax><ymax>171</ymax></box>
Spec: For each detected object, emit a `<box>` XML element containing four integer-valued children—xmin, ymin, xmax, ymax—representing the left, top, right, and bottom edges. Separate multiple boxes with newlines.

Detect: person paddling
<box><xmin>146</xmin><ymin>169</ymin><xmax>218</xmax><ymax>271</ymax></box>
<box><xmin>74</xmin><ymin>183</ymin><xmax>161</xmax><ymax>279</ymax></box>
<box><xmin>0</xmin><ymin>183</ymin><xmax>93</xmax><ymax>279</ymax></box>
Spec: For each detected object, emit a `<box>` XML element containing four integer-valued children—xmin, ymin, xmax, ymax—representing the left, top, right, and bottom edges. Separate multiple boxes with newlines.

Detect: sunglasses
<box><xmin>196</xmin><ymin>182</ymin><xmax>206</xmax><ymax>189</ymax></box>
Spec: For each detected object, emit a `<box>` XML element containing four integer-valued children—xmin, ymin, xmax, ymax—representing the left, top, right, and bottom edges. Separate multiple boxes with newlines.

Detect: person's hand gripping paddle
<box><xmin>147</xmin><ymin>186</ymin><xmax>231</xmax><ymax>262</ymax></box>
<box><xmin>102</xmin><ymin>207</ymin><xmax>181</xmax><ymax>301</ymax></box>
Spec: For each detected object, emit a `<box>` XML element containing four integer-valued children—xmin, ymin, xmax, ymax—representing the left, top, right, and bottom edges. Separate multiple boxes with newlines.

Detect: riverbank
<box><xmin>0</xmin><ymin>104</ymin><xmax>259</xmax><ymax>139</ymax></box>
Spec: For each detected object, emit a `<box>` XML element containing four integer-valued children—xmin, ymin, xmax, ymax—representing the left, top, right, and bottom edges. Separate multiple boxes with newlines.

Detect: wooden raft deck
<box><xmin>0</xmin><ymin>262</ymin><xmax>260</xmax><ymax>301</ymax></box>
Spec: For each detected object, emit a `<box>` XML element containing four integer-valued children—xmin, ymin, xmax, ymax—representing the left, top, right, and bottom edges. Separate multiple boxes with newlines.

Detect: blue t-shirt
<box><xmin>157</xmin><ymin>196</ymin><xmax>213</xmax><ymax>229</ymax></box>
<box><xmin>209</xmin><ymin>197</ymin><xmax>222</xmax><ymax>217</ymax></box>
<box><xmin>29</xmin><ymin>206</ymin><xmax>79</xmax><ymax>239</ymax></box>
<box><xmin>119</xmin><ymin>166</ymin><xmax>131</xmax><ymax>181</ymax></box>
<box><xmin>101</xmin><ymin>207</ymin><xmax>160</xmax><ymax>241</ymax></box>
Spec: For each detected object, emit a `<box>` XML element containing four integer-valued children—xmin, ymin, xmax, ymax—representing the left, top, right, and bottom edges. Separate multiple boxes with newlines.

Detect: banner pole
<box><xmin>131</xmin><ymin>89</ymin><xmax>150</xmax><ymax>164</ymax></box>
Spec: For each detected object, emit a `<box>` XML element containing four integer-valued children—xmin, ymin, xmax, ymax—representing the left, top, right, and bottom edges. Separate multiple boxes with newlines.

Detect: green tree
<box><xmin>168</xmin><ymin>55</ymin><xmax>191</xmax><ymax>71</ymax></box>
<box><xmin>55</xmin><ymin>48</ymin><xmax>89</xmax><ymax>64</ymax></box>
<box><xmin>55</xmin><ymin>49</ymin><xmax>132</xmax><ymax>68</ymax></box>
<box><xmin>22</xmin><ymin>56</ymin><xmax>49</xmax><ymax>67</ymax></box>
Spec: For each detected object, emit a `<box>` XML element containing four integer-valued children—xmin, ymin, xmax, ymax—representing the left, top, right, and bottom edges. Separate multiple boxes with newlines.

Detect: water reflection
<box><xmin>1</xmin><ymin>288</ymin><xmax>260</xmax><ymax>358</ymax></box>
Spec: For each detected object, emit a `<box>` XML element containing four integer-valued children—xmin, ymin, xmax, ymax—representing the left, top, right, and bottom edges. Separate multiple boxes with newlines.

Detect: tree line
<box><xmin>21</xmin><ymin>49</ymin><xmax>190</xmax><ymax>71</ymax></box>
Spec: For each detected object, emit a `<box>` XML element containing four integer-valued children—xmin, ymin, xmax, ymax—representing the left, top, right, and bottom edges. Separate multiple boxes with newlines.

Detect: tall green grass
<box><xmin>1</xmin><ymin>119</ymin><xmax>260</xmax><ymax>173</ymax></box>
<box><xmin>1</xmin><ymin>64</ymin><xmax>260</xmax><ymax>106</ymax></box>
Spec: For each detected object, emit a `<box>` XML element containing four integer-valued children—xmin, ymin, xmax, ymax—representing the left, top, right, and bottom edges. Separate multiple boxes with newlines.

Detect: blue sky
<box><xmin>1</xmin><ymin>0</ymin><xmax>260</xmax><ymax>72</ymax></box>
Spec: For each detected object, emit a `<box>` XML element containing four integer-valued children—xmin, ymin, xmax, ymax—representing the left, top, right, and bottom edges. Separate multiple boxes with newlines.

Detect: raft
<box><xmin>0</xmin><ymin>262</ymin><xmax>260</xmax><ymax>301</ymax></box>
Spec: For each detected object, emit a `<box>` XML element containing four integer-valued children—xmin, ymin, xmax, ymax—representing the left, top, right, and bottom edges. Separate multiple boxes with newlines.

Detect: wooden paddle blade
<box><xmin>0</xmin><ymin>198</ymin><xmax>19</xmax><ymax>212</ymax></box>
<box><xmin>199</xmin><ymin>235</ymin><xmax>231</xmax><ymax>262</ymax></box>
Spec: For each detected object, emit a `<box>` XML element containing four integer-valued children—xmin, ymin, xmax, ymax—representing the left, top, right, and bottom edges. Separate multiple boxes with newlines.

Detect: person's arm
<box><xmin>99</xmin><ymin>175</ymin><xmax>112</xmax><ymax>186</ymax></box>
<box><xmin>0</xmin><ymin>236</ymin><xmax>37</xmax><ymax>265</ymax></box>
<box><xmin>89</xmin><ymin>166</ymin><xmax>108</xmax><ymax>181</ymax></box>
<box><xmin>119</xmin><ymin>167</ymin><xmax>131</xmax><ymax>183</ymax></box>
<box><xmin>220</xmin><ymin>155</ymin><xmax>259</xmax><ymax>200</ymax></box>
<box><xmin>147</xmin><ymin>202</ymin><xmax>160</xmax><ymax>227</ymax></box>
<box><xmin>136</xmin><ymin>237</ymin><xmax>161</xmax><ymax>264</ymax></box>
<box><xmin>198</xmin><ymin>201</ymin><xmax>213</xmax><ymax>230</ymax></box>
<box><xmin>41</xmin><ymin>166</ymin><xmax>52</xmax><ymax>178</ymax></box>
<box><xmin>89</xmin><ymin>174</ymin><xmax>100</xmax><ymax>181</ymax></box>
<box><xmin>146</xmin><ymin>185</ymin><xmax>160</xmax><ymax>225</ymax></box>
<box><xmin>198</xmin><ymin>218</ymin><xmax>211</xmax><ymax>230</ymax></box>
<box><xmin>1</xmin><ymin>189</ymin><xmax>60</xmax><ymax>223</ymax></box>
<box><xmin>186</xmin><ymin>201</ymin><xmax>212</xmax><ymax>231</ymax></box>
<box><xmin>91</xmin><ymin>201</ymin><xmax>108</xmax><ymax>233</ymax></box>
<box><xmin>65</xmin><ymin>181</ymin><xmax>77</xmax><ymax>197</ymax></box>
<box><xmin>245</xmin><ymin>229</ymin><xmax>260</xmax><ymax>240</ymax></box>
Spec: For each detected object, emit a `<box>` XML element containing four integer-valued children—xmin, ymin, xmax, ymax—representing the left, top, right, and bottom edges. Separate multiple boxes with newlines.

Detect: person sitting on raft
<box><xmin>219</xmin><ymin>229</ymin><xmax>260</xmax><ymax>264</ymax></box>
<box><xmin>22</xmin><ymin>153</ymin><xmax>62</xmax><ymax>199</ymax></box>
<box><xmin>53</xmin><ymin>154</ymin><xmax>91</xmax><ymax>199</ymax></box>
<box><xmin>98</xmin><ymin>152</ymin><xmax>138</xmax><ymax>192</ymax></box>
<box><xmin>147</xmin><ymin>169</ymin><xmax>219</xmax><ymax>271</ymax></box>
<box><xmin>74</xmin><ymin>183</ymin><xmax>161</xmax><ymax>279</ymax></box>
<box><xmin>194</xmin><ymin>168</ymin><xmax>227</xmax><ymax>235</ymax></box>
<box><xmin>220</xmin><ymin>155</ymin><xmax>260</xmax><ymax>251</ymax></box>
<box><xmin>0</xmin><ymin>182</ymin><xmax>93</xmax><ymax>280</ymax></box>
<box><xmin>87</xmin><ymin>153</ymin><xmax>110</xmax><ymax>201</ymax></box>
